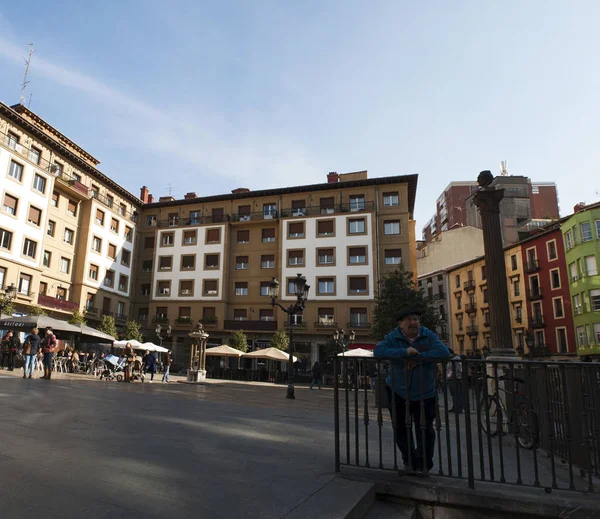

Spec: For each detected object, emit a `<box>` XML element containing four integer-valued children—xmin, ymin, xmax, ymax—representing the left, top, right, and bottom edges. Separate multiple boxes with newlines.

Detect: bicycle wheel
<box><xmin>479</xmin><ymin>396</ymin><xmax>502</xmax><ymax>438</ymax></box>
<box><xmin>516</xmin><ymin>405</ymin><xmax>535</xmax><ymax>449</ymax></box>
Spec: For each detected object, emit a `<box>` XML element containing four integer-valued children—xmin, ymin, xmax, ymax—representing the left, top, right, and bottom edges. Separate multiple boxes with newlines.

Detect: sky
<box><xmin>1</xmin><ymin>1</ymin><xmax>599</xmax><ymax>233</ymax></box>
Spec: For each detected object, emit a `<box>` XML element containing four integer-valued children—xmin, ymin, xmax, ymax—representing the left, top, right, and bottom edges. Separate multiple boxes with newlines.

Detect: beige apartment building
<box><xmin>0</xmin><ymin>102</ymin><xmax>141</xmax><ymax>325</ymax></box>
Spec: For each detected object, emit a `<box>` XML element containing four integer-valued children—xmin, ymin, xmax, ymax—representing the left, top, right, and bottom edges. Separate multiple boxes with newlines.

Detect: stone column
<box><xmin>473</xmin><ymin>171</ymin><xmax>515</xmax><ymax>356</ymax></box>
<box><xmin>187</xmin><ymin>324</ymin><xmax>209</xmax><ymax>383</ymax></box>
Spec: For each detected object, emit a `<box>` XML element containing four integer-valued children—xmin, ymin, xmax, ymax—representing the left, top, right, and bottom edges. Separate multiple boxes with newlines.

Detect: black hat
<box><xmin>397</xmin><ymin>308</ymin><xmax>422</xmax><ymax>321</ymax></box>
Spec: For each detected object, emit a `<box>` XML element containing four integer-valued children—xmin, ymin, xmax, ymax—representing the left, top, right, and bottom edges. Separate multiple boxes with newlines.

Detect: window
<box><xmin>67</xmin><ymin>200</ymin><xmax>77</xmax><ymax>217</ymax></box>
<box><xmin>183</xmin><ymin>230</ymin><xmax>197</xmax><ymax>245</ymax></box>
<box><xmin>385</xmin><ymin>249</ymin><xmax>402</xmax><ymax>265</ymax></box>
<box><xmin>236</xmin><ymin>256</ymin><xmax>249</xmax><ymax>270</ymax></box>
<box><xmin>259</xmin><ymin>309</ymin><xmax>274</xmax><ymax>321</ymax></box>
<box><xmin>287</xmin><ymin>278</ymin><xmax>298</xmax><ymax>295</ymax></box>
<box><xmin>88</xmin><ymin>264</ymin><xmax>99</xmax><ymax>280</ymax></box>
<box><xmin>92</xmin><ymin>236</ymin><xmax>102</xmax><ymax>253</ymax></box>
<box><xmin>204</xmin><ymin>280</ymin><xmax>218</xmax><ymax>296</ymax></box>
<box><xmin>161</xmin><ymin>232</ymin><xmax>174</xmax><ymax>246</ymax></box>
<box><xmin>292</xmin><ymin>200</ymin><xmax>306</xmax><ymax>216</ymax></box>
<box><xmin>577</xmin><ymin>326</ymin><xmax>586</xmax><ymax>347</ymax></box>
<box><xmin>22</xmin><ymin>238</ymin><xmax>37</xmax><ymax>259</ymax></box>
<box><xmin>596</xmin><ymin>220</ymin><xmax>600</xmax><ymax>239</ymax></box>
<box><xmin>235</xmin><ymin>282</ymin><xmax>248</xmax><ymax>296</ymax></box>
<box><xmin>384</xmin><ymin>220</ymin><xmax>400</xmax><ymax>235</ymax></box>
<box><xmin>349</xmin><ymin>246</ymin><xmax>366</xmax><ymax>264</ymax></box>
<box><xmin>0</xmin><ymin>229</ymin><xmax>11</xmax><ymax>250</ymax></box>
<box><xmin>119</xmin><ymin>203</ymin><xmax>127</xmax><ymax>217</ymax></box>
<box><xmin>318</xmin><ymin>308</ymin><xmax>335</xmax><ymax>326</ymax></box>
<box><xmin>348</xmin><ymin>218</ymin><xmax>365</xmax><ymax>234</ymax></box>
<box><xmin>383</xmin><ymin>192</ymin><xmax>399</xmax><ymax>207</ymax></box>
<box><xmin>28</xmin><ymin>206</ymin><xmax>41</xmax><ymax>226</ymax></box>
<box><xmin>288</xmin><ymin>222</ymin><xmax>304</xmax><ymax>238</ymax></box>
<box><xmin>349</xmin><ymin>277</ymin><xmax>367</xmax><ymax>294</ymax></box>
<box><xmin>60</xmin><ymin>257</ymin><xmax>70</xmax><ymax>274</ymax></box>
<box><xmin>288</xmin><ymin>250</ymin><xmax>304</xmax><ymax>266</ymax></box>
<box><xmin>455</xmin><ymin>274</ymin><xmax>460</xmax><ymax>288</ymax></box>
<box><xmin>8</xmin><ymin>161</ymin><xmax>23</xmax><ymax>181</ymax></box>
<box><xmin>206</xmin><ymin>228</ymin><xmax>221</xmax><ymax>243</ymax></box>
<box><xmin>95</xmin><ymin>209</ymin><xmax>105</xmax><ymax>226</ymax></box>
<box><xmin>147</xmin><ymin>215</ymin><xmax>157</xmax><ymax>227</ymax></box>
<box><xmin>320</xmin><ymin>197</ymin><xmax>335</xmax><ymax>214</ymax></box>
<box><xmin>6</xmin><ymin>132</ymin><xmax>18</xmax><ymax>149</ymax></box>
<box><xmin>202</xmin><ymin>307</ymin><xmax>216</xmax><ymax>321</ymax></box>
<box><xmin>211</xmin><ymin>207</ymin><xmax>225</xmax><ymax>223</ymax></box>
<box><xmin>118</xmin><ymin>275</ymin><xmax>128</xmax><ymax>292</ymax></box>
<box><xmin>155</xmin><ymin>306</ymin><xmax>167</xmax><ymax>320</ymax></box>
<box><xmin>581</xmin><ymin>221</ymin><xmax>593</xmax><ymax>242</ymax></box>
<box><xmin>349</xmin><ymin>195</ymin><xmax>365</xmax><ymax>212</ymax></box>
<box><xmin>106</xmin><ymin>195</ymin><xmax>114</xmax><ymax>208</ymax></box>
<box><xmin>110</xmin><ymin>217</ymin><xmax>119</xmax><ymax>233</ymax></box>
<box><xmin>125</xmin><ymin>226</ymin><xmax>133</xmax><ymax>242</ymax></box>
<box><xmin>263</xmin><ymin>203</ymin><xmax>277</xmax><ymax>218</ymax></box>
<box><xmin>180</xmin><ymin>280</ymin><xmax>194</xmax><ymax>296</ymax></box>
<box><xmin>350</xmin><ymin>308</ymin><xmax>368</xmax><ymax>326</ymax></box>
<box><xmin>157</xmin><ymin>281</ymin><xmax>171</xmax><ymax>296</ymax></box>
<box><xmin>33</xmin><ymin>174</ymin><xmax>46</xmax><ymax>193</ymax></box>
<box><xmin>71</xmin><ymin>172</ymin><xmax>81</xmax><ymax>183</ymax></box>
<box><xmin>550</xmin><ymin>269</ymin><xmax>561</xmax><ymax>289</ymax></box>
<box><xmin>0</xmin><ymin>267</ymin><xmax>5</xmax><ymax>287</ymax></box>
<box><xmin>205</xmin><ymin>254</ymin><xmax>219</xmax><ymax>269</ymax></box>
<box><xmin>585</xmin><ymin>255</ymin><xmax>598</xmax><ymax>276</ymax></box>
<box><xmin>168</xmin><ymin>213</ymin><xmax>179</xmax><ymax>226</ymax></box>
<box><xmin>591</xmin><ymin>289</ymin><xmax>600</xmax><ymax>311</ymax></box>
<box><xmin>260</xmin><ymin>282</ymin><xmax>270</xmax><ymax>296</ymax></box>
<box><xmin>556</xmin><ymin>328</ymin><xmax>568</xmax><ymax>353</ymax></box>
<box><xmin>43</xmin><ymin>250</ymin><xmax>51</xmax><ymax>268</ymax></box>
<box><xmin>318</xmin><ymin>277</ymin><xmax>335</xmax><ymax>294</ymax></box>
<box><xmin>189</xmin><ymin>211</ymin><xmax>201</xmax><ymax>224</ymax></box>
<box><xmin>107</xmin><ymin>244</ymin><xmax>117</xmax><ymax>260</ymax></box>
<box><xmin>237</xmin><ymin>230</ymin><xmax>250</xmax><ymax>243</ymax></box>
<box><xmin>18</xmin><ymin>273</ymin><xmax>31</xmax><ymax>295</ymax></box>
<box><xmin>318</xmin><ymin>248</ymin><xmax>334</xmax><ymax>265</ymax></box>
<box><xmin>547</xmin><ymin>240</ymin><xmax>557</xmax><ymax>260</ymax></box>
<box><xmin>515</xmin><ymin>305</ymin><xmax>523</xmax><ymax>322</ymax></box>
<box><xmin>3</xmin><ymin>194</ymin><xmax>18</xmax><ymax>215</ymax></box>
<box><xmin>63</xmin><ymin>228</ymin><xmax>74</xmax><ymax>244</ymax></box>
<box><xmin>261</xmin><ymin>254</ymin><xmax>274</xmax><ymax>269</ymax></box>
<box><xmin>104</xmin><ymin>270</ymin><xmax>115</xmax><ymax>288</ymax></box>
<box><xmin>233</xmin><ymin>309</ymin><xmax>247</xmax><ymax>321</ymax></box>
<box><xmin>142</xmin><ymin>260</ymin><xmax>153</xmax><ymax>272</ymax></box>
<box><xmin>483</xmin><ymin>288</ymin><xmax>489</xmax><ymax>304</ymax></box>
<box><xmin>511</xmin><ymin>255</ymin><xmax>518</xmax><ymax>271</ymax></box>
<box><xmin>553</xmin><ymin>297</ymin><xmax>564</xmax><ymax>318</ymax></box>
<box><xmin>238</xmin><ymin>205</ymin><xmax>251</xmax><ymax>220</ymax></box>
<box><xmin>144</xmin><ymin>237</ymin><xmax>155</xmax><ymax>249</ymax></box>
<box><xmin>513</xmin><ymin>280</ymin><xmax>520</xmax><ymax>297</ymax></box>
<box><xmin>569</xmin><ymin>262</ymin><xmax>578</xmax><ymax>282</ymax></box>
<box><xmin>39</xmin><ymin>282</ymin><xmax>48</xmax><ymax>296</ymax></box>
<box><xmin>481</xmin><ymin>265</ymin><xmax>487</xmax><ymax>280</ymax></box>
<box><xmin>181</xmin><ymin>255</ymin><xmax>195</xmax><ymax>270</ymax></box>
<box><xmin>45</xmin><ymin>221</ymin><xmax>55</xmax><ymax>238</ymax></box>
<box><xmin>141</xmin><ymin>284</ymin><xmax>151</xmax><ymax>296</ymax></box>
<box><xmin>262</xmin><ymin>228</ymin><xmax>275</xmax><ymax>242</ymax></box>
<box><xmin>121</xmin><ymin>249</ymin><xmax>131</xmax><ymax>267</ymax></box>
<box><xmin>564</xmin><ymin>230</ymin><xmax>574</xmax><ymax>250</ymax></box>
<box><xmin>177</xmin><ymin>306</ymin><xmax>191</xmax><ymax>321</ymax></box>
<box><xmin>51</xmin><ymin>191</ymin><xmax>59</xmax><ymax>207</ymax></box>
<box><xmin>159</xmin><ymin>256</ymin><xmax>172</xmax><ymax>270</ymax></box>
<box><xmin>317</xmin><ymin>220</ymin><xmax>334</xmax><ymax>236</ymax></box>
<box><xmin>573</xmin><ymin>294</ymin><xmax>582</xmax><ymax>315</ymax></box>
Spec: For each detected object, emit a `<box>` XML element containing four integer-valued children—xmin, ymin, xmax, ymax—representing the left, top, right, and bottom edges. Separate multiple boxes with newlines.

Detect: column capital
<box><xmin>473</xmin><ymin>187</ymin><xmax>504</xmax><ymax>214</ymax></box>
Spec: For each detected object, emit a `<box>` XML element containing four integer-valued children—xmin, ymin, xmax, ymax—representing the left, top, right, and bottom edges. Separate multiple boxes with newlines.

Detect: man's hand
<box><xmin>407</xmin><ymin>347</ymin><xmax>419</xmax><ymax>356</ymax></box>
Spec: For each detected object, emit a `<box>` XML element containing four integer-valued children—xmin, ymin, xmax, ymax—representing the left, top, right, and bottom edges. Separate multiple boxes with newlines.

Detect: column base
<box><xmin>185</xmin><ymin>369</ymin><xmax>206</xmax><ymax>383</ymax></box>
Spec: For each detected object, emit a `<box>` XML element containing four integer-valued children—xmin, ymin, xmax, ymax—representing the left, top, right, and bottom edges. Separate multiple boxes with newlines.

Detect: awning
<box><xmin>243</xmin><ymin>347</ymin><xmax>298</xmax><ymax>363</ymax></box>
<box><xmin>0</xmin><ymin>315</ymin><xmax>80</xmax><ymax>333</ymax></box>
<box><xmin>338</xmin><ymin>348</ymin><xmax>374</xmax><ymax>357</ymax></box>
<box><xmin>206</xmin><ymin>345</ymin><xmax>244</xmax><ymax>357</ymax></box>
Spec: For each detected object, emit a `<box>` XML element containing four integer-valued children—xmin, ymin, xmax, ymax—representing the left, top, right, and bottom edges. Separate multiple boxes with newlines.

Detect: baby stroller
<box><xmin>100</xmin><ymin>354</ymin><xmax>126</xmax><ymax>381</ymax></box>
<box><xmin>129</xmin><ymin>355</ymin><xmax>145</xmax><ymax>383</ymax></box>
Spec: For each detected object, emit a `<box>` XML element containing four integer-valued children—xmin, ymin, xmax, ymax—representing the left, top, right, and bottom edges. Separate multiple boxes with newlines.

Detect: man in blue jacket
<box><xmin>374</xmin><ymin>308</ymin><xmax>450</xmax><ymax>475</ymax></box>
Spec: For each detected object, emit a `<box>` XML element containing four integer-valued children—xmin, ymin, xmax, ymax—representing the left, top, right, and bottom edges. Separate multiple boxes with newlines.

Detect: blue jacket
<box><xmin>374</xmin><ymin>326</ymin><xmax>450</xmax><ymax>401</ymax></box>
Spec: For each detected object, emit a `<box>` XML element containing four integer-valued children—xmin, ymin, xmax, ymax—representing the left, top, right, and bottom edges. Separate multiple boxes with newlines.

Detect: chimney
<box><xmin>184</xmin><ymin>192</ymin><xmax>197</xmax><ymax>200</ymax></box>
<box><xmin>147</xmin><ymin>194</ymin><xmax>154</xmax><ymax>204</ymax></box>
<box><xmin>327</xmin><ymin>172</ymin><xmax>339</xmax><ymax>183</ymax></box>
<box><xmin>140</xmin><ymin>186</ymin><xmax>149</xmax><ymax>203</ymax></box>
<box><xmin>574</xmin><ymin>202</ymin><xmax>586</xmax><ymax>213</ymax></box>
<box><xmin>232</xmin><ymin>188</ymin><xmax>250</xmax><ymax>194</ymax></box>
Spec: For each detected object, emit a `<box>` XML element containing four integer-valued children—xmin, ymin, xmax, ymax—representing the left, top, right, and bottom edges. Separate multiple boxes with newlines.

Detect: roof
<box><xmin>144</xmin><ymin>174</ymin><xmax>419</xmax><ymax>217</ymax></box>
<box><xmin>1</xmin><ymin>102</ymin><xmax>142</xmax><ymax>206</ymax></box>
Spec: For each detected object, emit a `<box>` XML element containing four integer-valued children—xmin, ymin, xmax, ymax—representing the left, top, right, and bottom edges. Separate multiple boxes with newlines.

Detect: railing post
<box><xmin>333</xmin><ymin>356</ymin><xmax>340</xmax><ymax>472</ymax></box>
<box><xmin>462</xmin><ymin>358</ymin><xmax>475</xmax><ymax>489</ymax></box>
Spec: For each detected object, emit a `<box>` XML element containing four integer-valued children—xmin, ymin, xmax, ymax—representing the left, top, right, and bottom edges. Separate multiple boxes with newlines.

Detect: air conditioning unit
<box><xmin>159</xmin><ymin>288</ymin><xmax>170</xmax><ymax>295</ymax></box>
<box><xmin>206</xmin><ymin>290</ymin><xmax>217</xmax><ymax>295</ymax></box>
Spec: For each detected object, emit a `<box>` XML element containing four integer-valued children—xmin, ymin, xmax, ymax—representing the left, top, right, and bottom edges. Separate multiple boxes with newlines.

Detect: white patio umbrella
<box><xmin>142</xmin><ymin>342</ymin><xmax>168</xmax><ymax>353</ymax></box>
<box><xmin>337</xmin><ymin>348</ymin><xmax>374</xmax><ymax>357</ymax></box>
<box><xmin>113</xmin><ymin>339</ymin><xmax>145</xmax><ymax>349</ymax></box>
<box><xmin>243</xmin><ymin>347</ymin><xmax>298</xmax><ymax>363</ymax></box>
<box><xmin>206</xmin><ymin>345</ymin><xmax>244</xmax><ymax>357</ymax></box>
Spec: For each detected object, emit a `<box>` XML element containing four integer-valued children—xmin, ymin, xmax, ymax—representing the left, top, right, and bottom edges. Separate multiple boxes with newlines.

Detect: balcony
<box><xmin>525</xmin><ymin>259</ymin><xmax>540</xmax><ymax>273</ymax></box>
<box><xmin>466</xmin><ymin>325</ymin><xmax>479</xmax><ymax>336</ymax></box>
<box><xmin>315</xmin><ymin>321</ymin><xmax>337</xmax><ymax>329</ymax></box>
<box><xmin>155</xmin><ymin>214</ymin><xmax>230</xmax><ymax>228</ymax></box>
<box><xmin>530</xmin><ymin>315</ymin><xmax>545</xmax><ymax>328</ymax></box>
<box><xmin>85</xmin><ymin>307</ymin><xmax>98</xmax><ymax>315</ymax></box>
<box><xmin>438</xmin><ymin>332</ymin><xmax>449</xmax><ymax>341</ymax></box>
<box><xmin>527</xmin><ymin>287</ymin><xmax>543</xmax><ymax>300</ymax></box>
<box><xmin>284</xmin><ymin>321</ymin><xmax>307</xmax><ymax>330</ymax></box>
<box><xmin>433</xmin><ymin>292</ymin><xmax>446</xmax><ymax>300</ymax></box>
<box><xmin>175</xmin><ymin>317</ymin><xmax>193</xmax><ymax>327</ymax></box>
<box><xmin>465</xmin><ymin>302</ymin><xmax>477</xmax><ymax>313</ymax></box>
<box><xmin>38</xmin><ymin>294</ymin><xmax>78</xmax><ymax>312</ymax></box>
<box><xmin>280</xmin><ymin>201</ymin><xmax>375</xmax><ymax>218</ymax></box>
<box><xmin>115</xmin><ymin>313</ymin><xmax>127</xmax><ymax>322</ymax></box>
<box><xmin>201</xmin><ymin>317</ymin><xmax>218</xmax><ymax>327</ymax></box>
<box><xmin>230</xmin><ymin>210</ymin><xmax>279</xmax><ymax>223</ymax></box>
<box><xmin>55</xmin><ymin>173</ymin><xmax>91</xmax><ymax>199</ymax></box>
<box><xmin>224</xmin><ymin>320</ymin><xmax>277</xmax><ymax>331</ymax></box>
<box><xmin>463</xmin><ymin>280</ymin><xmax>476</xmax><ymax>291</ymax></box>
<box><xmin>483</xmin><ymin>319</ymin><xmax>490</xmax><ymax>328</ymax></box>
<box><xmin>91</xmin><ymin>192</ymin><xmax>137</xmax><ymax>222</ymax></box>
<box><xmin>152</xmin><ymin>316</ymin><xmax>169</xmax><ymax>324</ymax></box>
<box><xmin>347</xmin><ymin>321</ymin><xmax>372</xmax><ymax>329</ymax></box>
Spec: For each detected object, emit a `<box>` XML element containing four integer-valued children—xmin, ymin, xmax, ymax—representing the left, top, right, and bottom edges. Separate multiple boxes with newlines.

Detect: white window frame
<box><xmin>33</xmin><ymin>174</ymin><xmax>46</xmax><ymax>193</ymax></box>
<box><xmin>318</xmin><ymin>279</ymin><xmax>335</xmax><ymax>294</ymax></box>
<box><xmin>384</xmin><ymin>221</ymin><xmax>400</xmax><ymax>235</ymax></box>
<box><xmin>60</xmin><ymin>257</ymin><xmax>70</xmax><ymax>274</ymax></box>
<box><xmin>552</xmin><ymin>296</ymin><xmax>564</xmax><ymax>319</ymax></box>
<box><xmin>549</xmin><ymin>268</ymin><xmax>561</xmax><ymax>290</ymax></box>
<box><xmin>383</xmin><ymin>193</ymin><xmax>399</xmax><ymax>207</ymax></box>
<box><xmin>348</xmin><ymin>219</ymin><xmax>365</xmax><ymax>234</ymax></box>
<box><xmin>23</xmin><ymin>238</ymin><xmax>37</xmax><ymax>258</ymax></box>
<box><xmin>580</xmin><ymin>221</ymin><xmax>593</xmax><ymax>242</ymax></box>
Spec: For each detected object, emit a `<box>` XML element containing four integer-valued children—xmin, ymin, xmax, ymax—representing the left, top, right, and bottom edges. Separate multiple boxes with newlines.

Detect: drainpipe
<box><xmin>375</xmin><ymin>185</ymin><xmax>381</xmax><ymax>289</ymax></box>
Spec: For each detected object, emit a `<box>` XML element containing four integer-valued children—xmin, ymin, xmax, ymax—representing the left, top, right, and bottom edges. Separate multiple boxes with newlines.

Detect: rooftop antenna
<box><xmin>500</xmin><ymin>160</ymin><xmax>509</xmax><ymax>176</ymax></box>
<box><xmin>167</xmin><ymin>183</ymin><xmax>180</xmax><ymax>197</ymax></box>
<box><xmin>20</xmin><ymin>44</ymin><xmax>34</xmax><ymax>106</ymax></box>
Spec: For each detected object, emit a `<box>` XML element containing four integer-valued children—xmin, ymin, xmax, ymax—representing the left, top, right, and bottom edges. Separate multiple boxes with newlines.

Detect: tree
<box><xmin>270</xmin><ymin>330</ymin><xmax>289</xmax><ymax>352</ymax></box>
<box><xmin>372</xmin><ymin>265</ymin><xmax>439</xmax><ymax>341</ymax></box>
<box><xmin>68</xmin><ymin>309</ymin><xmax>87</xmax><ymax>326</ymax></box>
<box><xmin>124</xmin><ymin>320</ymin><xmax>143</xmax><ymax>342</ymax></box>
<box><xmin>97</xmin><ymin>315</ymin><xmax>118</xmax><ymax>338</ymax></box>
<box><xmin>0</xmin><ymin>295</ymin><xmax>15</xmax><ymax>316</ymax></box>
<box><xmin>28</xmin><ymin>305</ymin><xmax>47</xmax><ymax>316</ymax></box>
<box><xmin>228</xmin><ymin>330</ymin><xmax>248</xmax><ymax>353</ymax></box>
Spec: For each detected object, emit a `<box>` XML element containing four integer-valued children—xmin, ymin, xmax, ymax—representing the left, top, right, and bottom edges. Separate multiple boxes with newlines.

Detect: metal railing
<box><xmin>465</xmin><ymin>303</ymin><xmax>477</xmax><ymax>313</ymax></box>
<box><xmin>333</xmin><ymin>357</ymin><xmax>599</xmax><ymax>493</ymax></box>
<box><xmin>527</xmin><ymin>288</ymin><xmax>543</xmax><ymax>300</ymax></box>
<box><xmin>279</xmin><ymin>201</ymin><xmax>375</xmax><ymax>218</ymax></box>
<box><xmin>37</xmin><ymin>294</ymin><xmax>78</xmax><ymax>312</ymax></box>
<box><xmin>224</xmin><ymin>319</ymin><xmax>277</xmax><ymax>331</ymax></box>
<box><xmin>526</xmin><ymin>259</ymin><xmax>540</xmax><ymax>273</ymax></box>
<box><xmin>463</xmin><ymin>280</ymin><xmax>476</xmax><ymax>291</ymax></box>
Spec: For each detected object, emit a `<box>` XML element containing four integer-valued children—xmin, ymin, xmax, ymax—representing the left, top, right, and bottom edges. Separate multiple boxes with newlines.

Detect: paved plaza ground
<box><xmin>0</xmin><ymin>370</ymin><xmax>338</xmax><ymax>519</ymax></box>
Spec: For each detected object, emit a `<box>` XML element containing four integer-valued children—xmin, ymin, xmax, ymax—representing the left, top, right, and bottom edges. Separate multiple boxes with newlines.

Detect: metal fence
<box><xmin>333</xmin><ymin>357</ymin><xmax>600</xmax><ymax>493</ymax></box>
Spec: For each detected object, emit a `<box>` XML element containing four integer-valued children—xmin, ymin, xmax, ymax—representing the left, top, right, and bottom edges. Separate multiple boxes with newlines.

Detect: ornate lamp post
<box><xmin>333</xmin><ymin>329</ymin><xmax>355</xmax><ymax>354</ymax></box>
<box><xmin>269</xmin><ymin>274</ymin><xmax>310</xmax><ymax>400</ymax></box>
<box><xmin>0</xmin><ymin>283</ymin><xmax>17</xmax><ymax>314</ymax></box>
<box><xmin>188</xmin><ymin>322</ymin><xmax>209</xmax><ymax>382</ymax></box>
<box><xmin>155</xmin><ymin>324</ymin><xmax>171</xmax><ymax>347</ymax></box>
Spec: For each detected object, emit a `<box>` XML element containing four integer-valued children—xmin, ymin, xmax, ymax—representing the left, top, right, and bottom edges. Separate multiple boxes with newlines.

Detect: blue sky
<box><xmin>1</xmin><ymin>1</ymin><xmax>599</xmax><ymax>232</ymax></box>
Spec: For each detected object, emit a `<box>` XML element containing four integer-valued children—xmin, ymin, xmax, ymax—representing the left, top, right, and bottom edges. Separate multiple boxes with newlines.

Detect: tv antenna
<box><xmin>500</xmin><ymin>160</ymin><xmax>509</xmax><ymax>176</ymax></box>
<box><xmin>167</xmin><ymin>183</ymin><xmax>180</xmax><ymax>197</ymax></box>
<box><xmin>19</xmin><ymin>44</ymin><xmax>34</xmax><ymax>106</ymax></box>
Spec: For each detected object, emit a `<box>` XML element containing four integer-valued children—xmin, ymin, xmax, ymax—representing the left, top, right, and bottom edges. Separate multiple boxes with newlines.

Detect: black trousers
<box><xmin>386</xmin><ymin>387</ymin><xmax>436</xmax><ymax>471</ymax></box>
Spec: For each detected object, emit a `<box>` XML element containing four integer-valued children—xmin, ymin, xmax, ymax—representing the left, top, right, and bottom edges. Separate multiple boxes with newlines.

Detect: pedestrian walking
<box><xmin>143</xmin><ymin>350</ymin><xmax>157</xmax><ymax>383</ymax></box>
<box><xmin>374</xmin><ymin>308</ymin><xmax>450</xmax><ymax>475</ymax></box>
<box><xmin>23</xmin><ymin>327</ymin><xmax>41</xmax><ymax>379</ymax></box>
<box><xmin>162</xmin><ymin>350</ymin><xmax>173</xmax><ymax>383</ymax></box>
<box><xmin>309</xmin><ymin>361</ymin><xmax>322</xmax><ymax>390</ymax></box>
<box><xmin>41</xmin><ymin>327</ymin><xmax>57</xmax><ymax>380</ymax></box>
<box><xmin>446</xmin><ymin>349</ymin><xmax>463</xmax><ymax>413</ymax></box>
<box><xmin>3</xmin><ymin>330</ymin><xmax>21</xmax><ymax>371</ymax></box>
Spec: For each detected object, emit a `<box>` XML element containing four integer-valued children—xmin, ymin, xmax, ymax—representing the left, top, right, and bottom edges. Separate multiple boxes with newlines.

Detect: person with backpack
<box><xmin>41</xmin><ymin>327</ymin><xmax>57</xmax><ymax>380</ymax></box>
<box><xmin>23</xmin><ymin>327</ymin><xmax>41</xmax><ymax>379</ymax></box>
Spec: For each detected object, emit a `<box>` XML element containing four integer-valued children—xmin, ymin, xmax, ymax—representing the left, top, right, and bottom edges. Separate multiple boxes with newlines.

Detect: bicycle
<box><xmin>478</xmin><ymin>372</ymin><xmax>536</xmax><ymax>449</ymax></box>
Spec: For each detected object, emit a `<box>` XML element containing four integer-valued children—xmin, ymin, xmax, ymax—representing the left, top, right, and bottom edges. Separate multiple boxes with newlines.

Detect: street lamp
<box><xmin>0</xmin><ymin>284</ymin><xmax>16</xmax><ymax>314</ymax></box>
<box><xmin>333</xmin><ymin>328</ymin><xmax>355</xmax><ymax>354</ymax></box>
<box><xmin>269</xmin><ymin>274</ymin><xmax>310</xmax><ymax>400</ymax></box>
<box><xmin>155</xmin><ymin>324</ymin><xmax>172</xmax><ymax>347</ymax></box>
